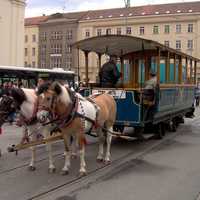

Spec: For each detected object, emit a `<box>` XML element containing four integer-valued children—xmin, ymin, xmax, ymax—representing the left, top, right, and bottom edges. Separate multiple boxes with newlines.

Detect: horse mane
<box><xmin>10</xmin><ymin>88</ymin><xmax>27</xmax><ymax>106</ymax></box>
<box><xmin>36</xmin><ymin>82</ymin><xmax>51</xmax><ymax>95</ymax></box>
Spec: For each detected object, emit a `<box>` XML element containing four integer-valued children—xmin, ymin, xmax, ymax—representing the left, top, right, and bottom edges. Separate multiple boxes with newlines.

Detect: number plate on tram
<box><xmin>92</xmin><ymin>90</ymin><xmax>126</xmax><ymax>99</ymax></box>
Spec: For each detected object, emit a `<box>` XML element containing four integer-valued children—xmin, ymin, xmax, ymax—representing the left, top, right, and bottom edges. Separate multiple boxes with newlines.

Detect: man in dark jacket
<box><xmin>99</xmin><ymin>55</ymin><xmax>120</xmax><ymax>87</ymax></box>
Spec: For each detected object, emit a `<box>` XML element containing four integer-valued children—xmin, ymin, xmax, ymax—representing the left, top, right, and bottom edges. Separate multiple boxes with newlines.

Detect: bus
<box><xmin>0</xmin><ymin>66</ymin><xmax>75</xmax><ymax>89</ymax></box>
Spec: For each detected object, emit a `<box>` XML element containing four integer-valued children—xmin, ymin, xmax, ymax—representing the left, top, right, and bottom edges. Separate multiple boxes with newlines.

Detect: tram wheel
<box><xmin>155</xmin><ymin>123</ymin><xmax>165</xmax><ymax>139</ymax></box>
<box><xmin>113</xmin><ymin>125</ymin><xmax>124</xmax><ymax>133</ymax></box>
<box><xmin>170</xmin><ymin>119</ymin><xmax>178</xmax><ymax>132</ymax></box>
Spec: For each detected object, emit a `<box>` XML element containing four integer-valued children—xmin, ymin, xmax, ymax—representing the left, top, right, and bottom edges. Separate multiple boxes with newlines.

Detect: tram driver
<box><xmin>99</xmin><ymin>55</ymin><xmax>120</xmax><ymax>88</ymax></box>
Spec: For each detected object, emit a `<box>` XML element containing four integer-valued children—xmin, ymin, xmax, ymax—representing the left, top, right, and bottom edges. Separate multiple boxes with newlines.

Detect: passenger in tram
<box><xmin>143</xmin><ymin>70</ymin><xmax>159</xmax><ymax>121</ymax></box>
<box><xmin>99</xmin><ymin>55</ymin><xmax>120</xmax><ymax>88</ymax></box>
<box><xmin>144</xmin><ymin>70</ymin><xmax>157</xmax><ymax>90</ymax></box>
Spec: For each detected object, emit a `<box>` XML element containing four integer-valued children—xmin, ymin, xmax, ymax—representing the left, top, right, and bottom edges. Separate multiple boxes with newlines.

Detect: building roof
<box><xmin>25</xmin><ymin>1</ymin><xmax>200</xmax><ymax>25</ymax></box>
<box><xmin>25</xmin><ymin>16</ymin><xmax>48</xmax><ymax>26</ymax></box>
<box><xmin>80</xmin><ymin>1</ymin><xmax>200</xmax><ymax>21</ymax></box>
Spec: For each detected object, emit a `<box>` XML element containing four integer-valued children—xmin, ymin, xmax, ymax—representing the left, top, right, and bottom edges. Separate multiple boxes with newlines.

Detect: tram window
<box><xmin>160</xmin><ymin>60</ymin><xmax>166</xmax><ymax>83</ymax></box>
<box><xmin>138</xmin><ymin>60</ymin><xmax>145</xmax><ymax>85</ymax></box>
<box><xmin>123</xmin><ymin>60</ymin><xmax>131</xmax><ymax>84</ymax></box>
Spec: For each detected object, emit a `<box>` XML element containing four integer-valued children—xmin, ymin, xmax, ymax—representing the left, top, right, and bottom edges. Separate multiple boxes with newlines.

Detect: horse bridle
<box><xmin>38</xmin><ymin>88</ymin><xmax>78</xmax><ymax>128</ymax></box>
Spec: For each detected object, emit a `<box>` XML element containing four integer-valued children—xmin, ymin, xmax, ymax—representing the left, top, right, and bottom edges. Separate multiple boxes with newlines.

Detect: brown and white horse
<box><xmin>37</xmin><ymin>82</ymin><xmax>117</xmax><ymax>176</ymax></box>
<box><xmin>0</xmin><ymin>88</ymin><xmax>57</xmax><ymax>172</ymax></box>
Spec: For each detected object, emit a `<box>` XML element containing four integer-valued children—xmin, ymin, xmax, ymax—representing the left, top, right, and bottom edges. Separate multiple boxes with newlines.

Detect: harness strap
<box><xmin>18</xmin><ymin>98</ymin><xmax>39</xmax><ymax>126</ymax></box>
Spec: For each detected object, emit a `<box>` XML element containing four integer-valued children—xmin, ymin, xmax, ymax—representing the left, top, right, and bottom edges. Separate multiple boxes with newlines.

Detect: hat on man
<box><xmin>149</xmin><ymin>69</ymin><xmax>156</xmax><ymax>76</ymax></box>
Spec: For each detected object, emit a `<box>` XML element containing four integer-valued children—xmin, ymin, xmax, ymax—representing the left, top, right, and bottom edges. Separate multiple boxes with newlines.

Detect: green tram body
<box><xmin>74</xmin><ymin>35</ymin><xmax>198</xmax><ymax>136</ymax></box>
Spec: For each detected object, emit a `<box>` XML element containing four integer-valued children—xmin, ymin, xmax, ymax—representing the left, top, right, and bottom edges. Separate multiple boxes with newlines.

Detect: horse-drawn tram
<box><xmin>73</xmin><ymin>35</ymin><xmax>199</xmax><ymax>139</ymax></box>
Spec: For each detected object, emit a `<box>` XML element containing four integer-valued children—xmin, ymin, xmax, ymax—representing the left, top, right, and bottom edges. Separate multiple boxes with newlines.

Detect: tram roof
<box><xmin>73</xmin><ymin>35</ymin><xmax>200</xmax><ymax>61</ymax></box>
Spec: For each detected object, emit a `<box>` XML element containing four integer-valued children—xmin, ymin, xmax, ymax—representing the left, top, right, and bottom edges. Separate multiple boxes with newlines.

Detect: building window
<box><xmin>50</xmin><ymin>57</ymin><xmax>62</xmax><ymax>68</ymax></box>
<box><xmin>51</xmin><ymin>44</ymin><xmax>62</xmax><ymax>54</ymax></box>
<box><xmin>66</xmin><ymin>30</ymin><xmax>73</xmax><ymax>40</ymax></box>
<box><xmin>106</xmin><ymin>28</ymin><xmax>111</xmax><ymax>35</ymax></box>
<box><xmin>51</xmin><ymin>31</ymin><xmax>62</xmax><ymax>40</ymax></box>
<box><xmin>164</xmin><ymin>41</ymin><xmax>170</xmax><ymax>47</ymax></box>
<box><xmin>41</xmin><ymin>44</ymin><xmax>46</xmax><ymax>54</ymax></box>
<box><xmin>97</xmin><ymin>29</ymin><xmax>102</xmax><ymax>36</ymax></box>
<box><xmin>153</xmin><ymin>26</ymin><xmax>159</xmax><ymax>34</ymax></box>
<box><xmin>139</xmin><ymin>27</ymin><xmax>144</xmax><ymax>35</ymax></box>
<box><xmin>25</xmin><ymin>35</ymin><xmax>28</xmax><ymax>43</ymax></box>
<box><xmin>41</xmin><ymin>32</ymin><xmax>47</xmax><ymax>41</ymax></box>
<box><xmin>66</xmin><ymin>57</ymin><xmax>72</xmax><ymax>70</ymax></box>
<box><xmin>176</xmin><ymin>40</ymin><xmax>181</xmax><ymax>50</ymax></box>
<box><xmin>188</xmin><ymin>24</ymin><xmax>193</xmax><ymax>33</ymax></box>
<box><xmin>24</xmin><ymin>61</ymin><xmax>28</xmax><ymax>67</ymax></box>
<box><xmin>32</xmin><ymin>48</ymin><xmax>36</xmax><ymax>56</ymax></box>
<box><xmin>187</xmin><ymin>40</ymin><xmax>193</xmax><ymax>49</ymax></box>
<box><xmin>117</xmin><ymin>28</ymin><xmax>121</xmax><ymax>35</ymax></box>
<box><xmin>25</xmin><ymin>48</ymin><xmax>28</xmax><ymax>56</ymax></box>
<box><xmin>32</xmin><ymin>34</ymin><xmax>36</xmax><ymax>42</ymax></box>
<box><xmin>126</xmin><ymin>27</ymin><xmax>132</xmax><ymax>35</ymax></box>
<box><xmin>85</xmin><ymin>30</ymin><xmax>90</xmax><ymax>38</ymax></box>
<box><xmin>176</xmin><ymin>24</ymin><xmax>181</xmax><ymax>33</ymax></box>
<box><xmin>41</xmin><ymin>59</ymin><xmax>46</xmax><ymax>68</ymax></box>
<box><xmin>66</xmin><ymin>44</ymin><xmax>72</xmax><ymax>53</ymax></box>
<box><xmin>164</xmin><ymin>25</ymin><xmax>170</xmax><ymax>34</ymax></box>
<box><xmin>32</xmin><ymin>61</ymin><xmax>36</xmax><ymax>67</ymax></box>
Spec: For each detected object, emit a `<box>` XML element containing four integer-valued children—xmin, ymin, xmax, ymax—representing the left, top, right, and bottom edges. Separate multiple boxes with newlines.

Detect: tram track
<box><xmin>0</xmin><ymin>139</ymin><xmax>98</xmax><ymax>175</ymax></box>
<box><xmin>28</xmin><ymin>130</ymin><xmax>181</xmax><ymax>200</ymax></box>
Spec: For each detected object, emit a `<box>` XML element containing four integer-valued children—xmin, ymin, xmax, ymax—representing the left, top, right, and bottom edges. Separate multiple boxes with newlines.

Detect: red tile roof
<box><xmin>25</xmin><ymin>1</ymin><xmax>200</xmax><ymax>25</ymax></box>
<box><xmin>81</xmin><ymin>1</ymin><xmax>200</xmax><ymax>20</ymax></box>
<box><xmin>25</xmin><ymin>16</ymin><xmax>48</xmax><ymax>26</ymax></box>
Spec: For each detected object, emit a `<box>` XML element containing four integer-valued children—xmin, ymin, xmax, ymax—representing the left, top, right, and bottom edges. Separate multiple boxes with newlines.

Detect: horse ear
<box><xmin>52</xmin><ymin>82</ymin><xmax>62</xmax><ymax>95</ymax></box>
<box><xmin>37</xmin><ymin>82</ymin><xmax>50</xmax><ymax>95</ymax></box>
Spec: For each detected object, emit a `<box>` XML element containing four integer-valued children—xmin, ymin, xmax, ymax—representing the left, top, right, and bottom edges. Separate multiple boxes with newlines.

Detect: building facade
<box><xmin>38</xmin><ymin>12</ymin><xmax>87</xmax><ymax>73</ymax></box>
<box><xmin>77</xmin><ymin>1</ymin><xmax>200</xmax><ymax>82</ymax></box>
<box><xmin>0</xmin><ymin>0</ymin><xmax>26</xmax><ymax>66</ymax></box>
<box><xmin>24</xmin><ymin>16</ymin><xmax>47</xmax><ymax>68</ymax></box>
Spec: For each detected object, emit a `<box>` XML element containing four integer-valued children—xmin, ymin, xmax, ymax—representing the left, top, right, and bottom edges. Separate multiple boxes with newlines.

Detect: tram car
<box><xmin>73</xmin><ymin>35</ymin><xmax>199</xmax><ymax>139</ymax></box>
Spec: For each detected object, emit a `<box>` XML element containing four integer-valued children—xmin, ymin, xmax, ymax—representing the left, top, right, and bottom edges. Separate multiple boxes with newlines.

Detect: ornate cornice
<box><xmin>10</xmin><ymin>0</ymin><xmax>26</xmax><ymax>6</ymax></box>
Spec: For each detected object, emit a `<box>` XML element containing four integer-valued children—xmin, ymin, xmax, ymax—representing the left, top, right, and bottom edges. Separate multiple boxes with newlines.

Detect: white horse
<box><xmin>0</xmin><ymin>88</ymin><xmax>57</xmax><ymax>173</ymax></box>
<box><xmin>37</xmin><ymin>82</ymin><xmax>117</xmax><ymax>176</ymax></box>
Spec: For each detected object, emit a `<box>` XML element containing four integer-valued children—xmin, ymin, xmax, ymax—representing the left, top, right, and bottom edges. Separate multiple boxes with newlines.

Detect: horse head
<box><xmin>36</xmin><ymin>82</ymin><xmax>73</xmax><ymax>124</ymax></box>
<box><xmin>0</xmin><ymin>88</ymin><xmax>27</xmax><ymax>126</ymax></box>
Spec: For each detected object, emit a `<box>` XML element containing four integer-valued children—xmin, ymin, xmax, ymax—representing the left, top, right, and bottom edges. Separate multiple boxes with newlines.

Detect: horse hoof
<box><xmin>61</xmin><ymin>170</ymin><xmax>69</xmax><ymax>176</ymax></box>
<box><xmin>71</xmin><ymin>154</ymin><xmax>77</xmax><ymax>159</ymax></box>
<box><xmin>104</xmin><ymin>160</ymin><xmax>111</xmax><ymax>165</ymax></box>
<box><xmin>96</xmin><ymin>158</ymin><xmax>104</xmax><ymax>163</ymax></box>
<box><xmin>48</xmin><ymin>168</ymin><xmax>56</xmax><ymax>174</ymax></box>
<box><xmin>28</xmin><ymin>166</ymin><xmax>36</xmax><ymax>171</ymax></box>
<box><xmin>79</xmin><ymin>171</ymin><xmax>87</xmax><ymax>177</ymax></box>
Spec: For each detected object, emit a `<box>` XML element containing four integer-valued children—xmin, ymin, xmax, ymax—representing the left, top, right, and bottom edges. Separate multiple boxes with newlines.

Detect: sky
<box><xmin>25</xmin><ymin>0</ymin><xmax>200</xmax><ymax>17</ymax></box>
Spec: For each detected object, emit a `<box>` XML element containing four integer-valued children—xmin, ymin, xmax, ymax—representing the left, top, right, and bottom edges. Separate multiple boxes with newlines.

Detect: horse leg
<box><xmin>71</xmin><ymin>135</ymin><xmax>78</xmax><ymax>159</ymax></box>
<box><xmin>104</xmin><ymin>126</ymin><xmax>113</xmax><ymax>164</ymax></box>
<box><xmin>27</xmin><ymin>126</ymin><xmax>36</xmax><ymax>171</ymax></box>
<box><xmin>29</xmin><ymin>146</ymin><xmax>36</xmax><ymax>171</ymax></box>
<box><xmin>44</xmin><ymin>127</ymin><xmax>56</xmax><ymax>173</ymax></box>
<box><xmin>96</xmin><ymin>128</ymin><xmax>105</xmax><ymax>162</ymax></box>
<box><xmin>78</xmin><ymin>136</ymin><xmax>87</xmax><ymax>176</ymax></box>
<box><xmin>61</xmin><ymin>133</ymin><xmax>71</xmax><ymax>175</ymax></box>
